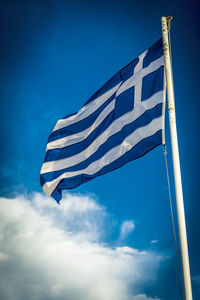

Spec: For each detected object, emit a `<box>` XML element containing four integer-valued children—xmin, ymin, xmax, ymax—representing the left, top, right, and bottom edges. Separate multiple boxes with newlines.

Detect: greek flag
<box><xmin>40</xmin><ymin>38</ymin><xmax>165</xmax><ymax>202</ymax></box>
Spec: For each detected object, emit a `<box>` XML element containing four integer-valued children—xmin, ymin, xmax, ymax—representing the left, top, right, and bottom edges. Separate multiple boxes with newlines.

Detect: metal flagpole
<box><xmin>161</xmin><ymin>16</ymin><xmax>193</xmax><ymax>300</ymax></box>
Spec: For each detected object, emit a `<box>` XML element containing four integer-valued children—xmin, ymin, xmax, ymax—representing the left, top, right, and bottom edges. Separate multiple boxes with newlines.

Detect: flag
<box><xmin>40</xmin><ymin>38</ymin><xmax>165</xmax><ymax>202</ymax></box>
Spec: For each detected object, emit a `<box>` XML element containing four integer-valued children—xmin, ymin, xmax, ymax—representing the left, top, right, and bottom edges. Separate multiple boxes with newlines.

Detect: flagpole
<box><xmin>161</xmin><ymin>17</ymin><xmax>193</xmax><ymax>300</ymax></box>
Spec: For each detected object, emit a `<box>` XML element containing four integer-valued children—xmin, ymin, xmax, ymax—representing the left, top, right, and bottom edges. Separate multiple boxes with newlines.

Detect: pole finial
<box><xmin>166</xmin><ymin>16</ymin><xmax>173</xmax><ymax>31</ymax></box>
<box><xmin>161</xmin><ymin>16</ymin><xmax>173</xmax><ymax>31</ymax></box>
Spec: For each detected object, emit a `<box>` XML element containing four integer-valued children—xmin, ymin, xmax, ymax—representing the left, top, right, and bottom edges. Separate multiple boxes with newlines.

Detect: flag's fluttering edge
<box><xmin>40</xmin><ymin>38</ymin><xmax>165</xmax><ymax>202</ymax></box>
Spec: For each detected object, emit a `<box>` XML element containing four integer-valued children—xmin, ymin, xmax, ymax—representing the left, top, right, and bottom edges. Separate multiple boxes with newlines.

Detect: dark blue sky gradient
<box><xmin>0</xmin><ymin>1</ymin><xmax>200</xmax><ymax>299</ymax></box>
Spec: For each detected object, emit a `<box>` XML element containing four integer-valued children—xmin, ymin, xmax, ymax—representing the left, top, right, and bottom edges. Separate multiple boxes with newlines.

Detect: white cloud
<box><xmin>0</xmin><ymin>252</ymin><xmax>8</xmax><ymax>261</ymax></box>
<box><xmin>151</xmin><ymin>240</ymin><xmax>159</xmax><ymax>244</ymax></box>
<box><xmin>0</xmin><ymin>192</ymin><xmax>162</xmax><ymax>300</ymax></box>
<box><xmin>119</xmin><ymin>220</ymin><xmax>135</xmax><ymax>240</ymax></box>
<box><xmin>133</xmin><ymin>295</ymin><xmax>160</xmax><ymax>300</ymax></box>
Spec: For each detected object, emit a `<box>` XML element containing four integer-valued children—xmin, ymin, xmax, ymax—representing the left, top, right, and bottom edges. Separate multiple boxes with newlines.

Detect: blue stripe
<box><xmin>41</xmin><ymin>102</ymin><xmax>162</xmax><ymax>184</ymax></box>
<box><xmin>50</xmin><ymin>130</ymin><xmax>162</xmax><ymax>203</ymax></box>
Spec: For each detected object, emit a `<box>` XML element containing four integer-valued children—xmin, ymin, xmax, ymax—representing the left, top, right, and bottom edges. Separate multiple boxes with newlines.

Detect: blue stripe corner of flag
<box><xmin>40</xmin><ymin>38</ymin><xmax>165</xmax><ymax>203</ymax></box>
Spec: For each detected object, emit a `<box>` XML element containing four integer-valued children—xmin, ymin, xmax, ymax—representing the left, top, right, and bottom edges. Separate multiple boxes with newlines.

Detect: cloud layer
<box><xmin>119</xmin><ymin>220</ymin><xmax>135</xmax><ymax>240</ymax></box>
<box><xmin>0</xmin><ymin>193</ymin><xmax>161</xmax><ymax>300</ymax></box>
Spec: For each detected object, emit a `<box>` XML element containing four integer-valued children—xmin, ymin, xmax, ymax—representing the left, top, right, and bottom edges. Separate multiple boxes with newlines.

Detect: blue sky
<box><xmin>0</xmin><ymin>1</ymin><xmax>199</xmax><ymax>299</ymax></box>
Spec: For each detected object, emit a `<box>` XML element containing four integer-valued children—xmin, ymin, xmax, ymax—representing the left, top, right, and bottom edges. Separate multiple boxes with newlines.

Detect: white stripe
<box><xmin>48</xmin><ymin>55</ymin><xmax>164</xmax><ymax>150</ymax></box>
<box><xmin>41</xmin><ymin>90</ymin><xmax>163</xmax><ymax>174</ymax></box>
<box><xmin>46</xmin><ymin>99</ymin><xmax>116</xmax><ymax>151</ymax></box>
<box><xmin>53</xmin><ymin>83</ymin><xmax>121</xmax><ymax>132</ymax></box>
<box><xmin>42</xmin><ymin>116</ymin><xmax>162</xmax><ymax>196</ymax></box>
